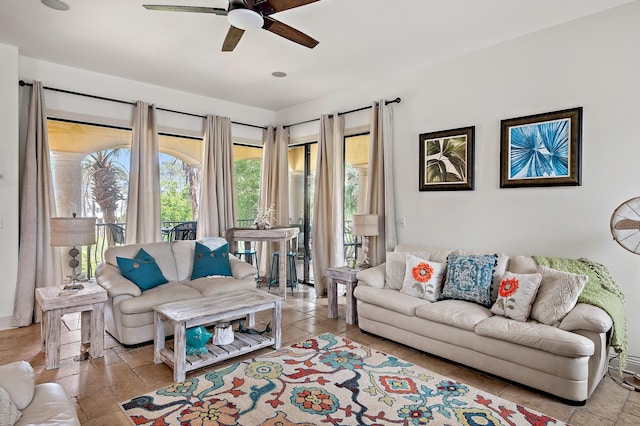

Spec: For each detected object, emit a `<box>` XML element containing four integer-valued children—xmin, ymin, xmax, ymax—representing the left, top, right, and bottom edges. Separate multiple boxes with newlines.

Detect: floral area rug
<box><xmin>121</xmin><ymin>333</ymin><xmax>567</xmax><ymax>425</ymax></box>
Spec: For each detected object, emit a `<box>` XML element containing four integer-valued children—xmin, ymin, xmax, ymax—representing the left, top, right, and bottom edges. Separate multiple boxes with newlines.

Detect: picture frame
<box><xmin>419</xmin><ymin>126</ymin><xmax>474</xmax><ymax>191</ymax></box>
<box><xmin>500</xmin><ymin>107</ymin><xmax>582</xmax><ymax>188</ymax></box>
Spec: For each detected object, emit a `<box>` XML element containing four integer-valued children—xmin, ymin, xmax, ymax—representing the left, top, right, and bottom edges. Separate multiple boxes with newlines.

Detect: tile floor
<box><xmin>0</xmin><ymin>284</ymin><xmax>638</xmax><ymax>425</ymax></box>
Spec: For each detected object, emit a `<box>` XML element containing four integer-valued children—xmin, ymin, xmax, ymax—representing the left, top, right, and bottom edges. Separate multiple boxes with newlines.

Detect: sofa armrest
<box><xmin>356</xmin><ymin>263</ymin><xmax>385</xmax><ymax>288</ymax></box>
<box><xmin>17</xmin><ymin>383</ymin><xmax>80</xmax><ymax>426</ymax></box>
<box><xmin>95</xmin><ymin>263</ymin><xmax>142</xmax><ymax>298</ymax></box>
<box><xmin>230</xmin><ymin>257</ymin><xmax>257</xmax><ymax>280</ymax></box>
<box><xmin>0</xmin><ymin>361</ymin><xmax>35</xmax><ymax>410</ymax></box>
<box><xmin>559</xmin><ymin>303</ymin><xmax>613</xmax><ymax>334</ymax></box>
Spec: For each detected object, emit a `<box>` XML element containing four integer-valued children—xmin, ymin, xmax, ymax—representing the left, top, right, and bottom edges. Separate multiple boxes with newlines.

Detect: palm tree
<box><xmin>82</xmin><ymin>149</ymin><xmax>128</xmax><ymax>228</ymax></box>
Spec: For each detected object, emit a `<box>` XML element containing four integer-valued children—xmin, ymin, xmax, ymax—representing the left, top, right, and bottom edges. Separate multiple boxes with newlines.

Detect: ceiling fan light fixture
<box><xmin>227</xmin><ymin>3</ymin><xmax>264</xmax><ymax>30</ymax></box>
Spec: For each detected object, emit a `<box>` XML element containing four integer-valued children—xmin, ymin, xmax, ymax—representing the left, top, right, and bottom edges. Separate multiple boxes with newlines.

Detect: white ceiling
<box><xmin>0</xmin><ymin>0</ymin><xmax>634</xmax><ymax>111</ymax></box>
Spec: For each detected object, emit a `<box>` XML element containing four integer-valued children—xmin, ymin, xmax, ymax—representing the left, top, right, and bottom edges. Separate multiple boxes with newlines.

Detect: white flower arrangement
<box><xmin>252</xmin><ymin>205</ymin><xmax>275</xmax><ymax>229</ymax></box>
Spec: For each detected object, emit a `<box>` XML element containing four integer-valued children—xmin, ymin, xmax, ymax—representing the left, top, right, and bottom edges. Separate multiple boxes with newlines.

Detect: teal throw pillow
<box><xmin>191</xmin><ymin>242</ymin><xmax>233</xmax><ymax>280</ymax></box>
<box><xmin>440</xmin><ymin>254</ymin><xmax>498</xmax><ymax>307</ymax></box>
<box><xmin>116</xmin><ymin>248</ymin><xmax>169</xmax><ymax>291</ymax></box>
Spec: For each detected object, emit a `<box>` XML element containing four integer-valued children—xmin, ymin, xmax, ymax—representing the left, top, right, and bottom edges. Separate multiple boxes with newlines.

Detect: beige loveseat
<box><xmin>95</xmin><ymin>239</ymin><xmax>257</xmax><ymax>346</ymax></box>
<box><xmin>0</xmin><ymin>361</ymin><xmax>80</xmax><ymax>425</ymax></box>
<box><xmin>354</xmin><ymin>244</ymin><xmax>614</xmax><ymax>404</ymax></box>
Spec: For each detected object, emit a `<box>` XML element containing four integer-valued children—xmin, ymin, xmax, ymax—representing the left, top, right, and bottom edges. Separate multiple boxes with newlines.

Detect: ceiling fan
<box><xmin>143</xmin><ymin>0</ymin><xmax>320</xmax><ymax>52</ymax></box>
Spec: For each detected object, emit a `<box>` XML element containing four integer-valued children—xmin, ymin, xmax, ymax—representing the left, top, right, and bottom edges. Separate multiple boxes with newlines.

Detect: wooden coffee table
<box><xmin>153</xmin><ymin>290</ymin><xmax>282</xmax><ymax>382</ymax></box>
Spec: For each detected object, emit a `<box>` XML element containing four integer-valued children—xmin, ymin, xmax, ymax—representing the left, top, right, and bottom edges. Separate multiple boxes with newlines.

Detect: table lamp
<box><xmin>352</xmin><ymin>214</ymin><xmax>379</xmax><ymax>268</ymax></box>
<box><xmin>50</xmin><ymin>213</ymin><xmax>97</xmax><ymax>289</ymax></box>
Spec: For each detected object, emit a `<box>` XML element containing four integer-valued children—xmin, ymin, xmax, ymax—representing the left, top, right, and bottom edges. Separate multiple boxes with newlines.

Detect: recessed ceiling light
<box><xmin>41</xmin><ymin>0</ymin><xmax>70</xmax><ymax>11</ymax></box>
<box><xmin>272</xmin><ymin>71</ymin><xmax>287</xmax><ymax>78</ymax></box>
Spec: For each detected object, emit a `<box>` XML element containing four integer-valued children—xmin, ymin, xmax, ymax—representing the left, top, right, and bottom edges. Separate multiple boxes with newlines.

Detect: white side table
<box><xmin>35</xmin><ymin>281</ymin><xmax>107</xmax><ymax>370</ymax></box>
<box><xmin>326</xmin><ymin>266</ymin><xmax>359</xmax><ymax>325</ymax></box>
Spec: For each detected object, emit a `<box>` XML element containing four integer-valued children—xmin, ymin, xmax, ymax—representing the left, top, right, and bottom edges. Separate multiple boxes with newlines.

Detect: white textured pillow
<box><xmin>530</xmin><ymin>266</ymin><xmax>587</xmax><ymax>326</ymax></box>
<box><xmin>400</xmin><ymin>254</ymin><xmax>446</xmax><ymax>301</ymax></box>
<box><xmin>0</xmin><ymin>385</ymin><xmax>22</xmax><ymax>426</ymax></box>
<box><xmin>385</xmin><ymin>251</ymin><xmax>431</xmax><ymax>290</ymax></box>
<box><xmin>490</xmin><ymin>272</ymin><xmax>542</xmax><ymax>322</ymax></box>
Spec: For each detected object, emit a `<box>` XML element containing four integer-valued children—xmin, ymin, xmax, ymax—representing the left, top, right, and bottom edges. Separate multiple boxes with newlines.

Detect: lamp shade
<box><xmin>50</xmin><ymin>216</ymin><xmax>97</xmax><ymax>247</ymax></box>
<box><xmin>352</xmin><ymin>214</ymin><xmax>379</xmax><ymax>237</ymax></box>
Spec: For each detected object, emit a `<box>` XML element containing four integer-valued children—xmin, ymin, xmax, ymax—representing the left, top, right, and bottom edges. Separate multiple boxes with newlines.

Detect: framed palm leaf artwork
<box><xmin>419</xmin><ymin>126</ymin><xmax>474</xmax><ymax>191</ymax></box>
<box><xmin>500</xmin><ymin>107</ymin><xmax>582</xmax><ymax>188</ymax></box>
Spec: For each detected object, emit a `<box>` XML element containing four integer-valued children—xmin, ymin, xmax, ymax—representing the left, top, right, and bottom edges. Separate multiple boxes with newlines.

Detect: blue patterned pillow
<box><xmin>440</xmin><ymin>254</ymin><xmax>498</xmax><ymax>307</ymax></box>
<box><xmin>191</xmin><ymin>242</ymin><xmax>233</xmax><ymax>279</ymax></box>
<box><xmin>116</xmin><ymin>248</ymin><xmax>169</xmax><ymax>291</ymax></box>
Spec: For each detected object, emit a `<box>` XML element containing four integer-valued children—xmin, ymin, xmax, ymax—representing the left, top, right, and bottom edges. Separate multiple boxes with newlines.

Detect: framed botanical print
<box><xmin>419</xmin><ymin>126</ymin><xmax>475</xmax><ymax>191</ymax></box>
<box><xmin>500</xmin><ymin>107</ymin><xmax>582</xmax><ymax>188</ymax></box>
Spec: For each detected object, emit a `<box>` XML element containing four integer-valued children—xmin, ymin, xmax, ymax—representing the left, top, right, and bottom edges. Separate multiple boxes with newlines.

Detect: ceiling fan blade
<box><xmin>263</xmin><ymin>16</ymin><xmax>318</xmax><ymax>49</ymax></box>
<box><xmin>143</xmin><ymin>5</ymin><xmax>228</xmax><ymax>15</ymax></box>
<box><xmin>222</xmin><ymin>26</ymin><xmax>245</xmax><ymax>52</ymax></box>
<box><xmin>264</xmin><ymin>0</ymin><xmax>320</xmax><ymax>14</ymax></box>
<box><xmin>615</xmin><ymin>219</ymin><xmax>640</xmax><ymax>230</ymax></box>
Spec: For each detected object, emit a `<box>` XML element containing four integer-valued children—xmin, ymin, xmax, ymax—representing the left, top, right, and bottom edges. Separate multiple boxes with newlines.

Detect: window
<box><xmin>344</xmin><ymin>134</ymin><xmax>370</xmax><ymax>262</ymax></box>
<box><xmin>289</xmin><ymin>143</ymin><xmax>317</xmax><ymax>283</ymax></box>
<box><xmin>234</xmin><ymin>144</ymin><xmax>263</xmax><ymax>227</ymax></box>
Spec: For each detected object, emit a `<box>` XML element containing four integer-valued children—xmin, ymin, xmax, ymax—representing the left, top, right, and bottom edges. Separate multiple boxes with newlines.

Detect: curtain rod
<box><xmin>283</xmin><ymin>97</ymin><xmax>401</xmax><ymax>129</ymax></box>
<box><xmin>18</xmin><ymin>80</ymin><xmax>267</xmax><ymax>130</ymax></box>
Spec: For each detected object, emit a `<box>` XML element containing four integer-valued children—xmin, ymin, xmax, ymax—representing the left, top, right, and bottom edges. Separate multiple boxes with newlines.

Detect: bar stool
<box><xmin>268</xmin><ymin>251</ymin><xmax>298</xmax><ymax>294</ymax></box>
<box><xmin>234</xmin><ymin>246</ymin><xmax>260</xmax><ymax>283</ymax></box>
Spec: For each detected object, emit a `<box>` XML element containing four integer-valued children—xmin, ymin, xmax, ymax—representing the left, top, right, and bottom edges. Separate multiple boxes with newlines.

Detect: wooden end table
<box><xmin>154</xmin><ymin>290</ymin><xmax>282</xmax><ymax>383</ymax></box>
<box><xmin>35</xmin><ymin>281</ymin><xmax>107</xmax><ymax>370</ymax></box>
<box><xmin>326</xmin><ymin>266</ymin><xmax>360</xmax><ymax>325</ymax></box>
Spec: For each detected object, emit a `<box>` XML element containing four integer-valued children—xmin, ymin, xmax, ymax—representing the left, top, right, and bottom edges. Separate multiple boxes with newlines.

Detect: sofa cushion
<box><xmin>394</xmin><ymin>245</ymin><xmax>453</xmax><ymax>263</ymax></box>
<box><xmin>0</xmin><ymin>385</ymin><xmax>21</xmax><ymax>425</ymax></box>
<box><xmin>441</xmin><ymin>254</ymin><xmax>497</xmax><ymax>307</ymax></box>
<box><xmin>353</xmin><ymin>286</ymin><xmax>430</xmax><ymax>316</ymax></box>
<box><xmin>0</xmin><ymin>361</ymin><xmax>34</xmax><ymax>411</ymax></box>
<box><xmin>475</xmin><ymin>316</ymin><xmax>594</xmax><ymax>357</ymax></box>
<box><xmin>117</xmin><ymin>248</ymin><xmax>169</xmax><ymax>291</ymax></box>
<box><xmin>490</xmin><ymin>272</ymin><xmax>542</xmax><ymax>322</ymax></box>
<box><xmin>530</xmin><ymin>266</ymin><xmax>587</xmax><ymax>326</ymax></box>
<box><xmin>455</xmin><ymin>249</ymin><xmax>509</xmax><ymax>303</ymax></box>
<box><xmin>187</xmin><ymin>276</ymin><xmax>257</xmax><ymax>297</ymax></box>
<box><xmin>191</xmin><ymin>242</ymin><xmax>232</xmax><ymax>279</ymax></box>
<box><xmin>118</xmin><ymin>282</ymin><xmax>201</xmax><ymax>315</ymax></box>
<box><xmin>507</xmin><ymin>255</ymin><xmax>537</xmax><ymax>274</ymax></box>
<box><xmin>400</xmin><ymin>254</ymin><xmax>446</xmax><ymax>301</ymax></box>
<box><xmin>106</xmin><ymin>242</ymin><xmax>179</xmax><ymax>281</ymax></box>
<box><xmin>415</xmin><ymin>300</ymin><xmax>493</xmax><ymax>331</ymax></box>
<box><xmin>385</xmin><ymin>251</ymin><xmax>432</xmax><ymax>290</ymax></box>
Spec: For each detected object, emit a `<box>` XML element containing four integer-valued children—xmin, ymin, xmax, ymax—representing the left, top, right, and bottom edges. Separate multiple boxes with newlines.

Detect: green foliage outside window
<box><xmin>235</xmin><ymin>158</ymin><xmax>262</xmax><ymax>223</ymax></box>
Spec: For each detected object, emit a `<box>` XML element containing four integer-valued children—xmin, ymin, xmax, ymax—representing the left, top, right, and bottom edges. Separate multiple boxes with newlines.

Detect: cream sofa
<box><xmin>95</xmin><ymin>239</ymin><xmax>258</xmax><ymax>346</ymax></box>
<box><xmin>353</xmin><ymin>244</ymin><xmax>614</xmax><ymax>404</ymax></box>
<box><xmin>0</xmin><ymin>361</ymin><xmax>80</xmax><ymax>425</ymax></box>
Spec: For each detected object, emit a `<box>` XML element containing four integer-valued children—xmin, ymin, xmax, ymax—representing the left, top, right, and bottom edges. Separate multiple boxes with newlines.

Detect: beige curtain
<box><xmin>257</xmin><ymin>126</ymin><xmax>290</xmax><ymax>275</ymax></box>
<box><xmin>198</xmin><ymin>115</ymin><xmax>236</xmax><ymax>238</ymax></box>
<box><xmin>12</xmin><ymin>81</ymin><xmax>62</xmax><ymax>327</ymax></box>
<box><xmin>312</xmin><ymin>114</ymin><xmax>344</xmax><ymax>297</ymax></box>
<box><xmin>365</xmin><ymin>101</ymin><xmax>398</xmax><ymax>265</ymax></box>
<box><xmin>125</xmin><ymin>101</ymin><xmax>161</xmax><ymax>244</ymax></box>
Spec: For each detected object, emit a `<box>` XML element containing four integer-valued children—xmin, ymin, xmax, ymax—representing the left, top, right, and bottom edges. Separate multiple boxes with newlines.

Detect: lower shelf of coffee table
<box><xmin>158</xmin><ymin>332</ymin><xmax>274</xmax><ymax>375</ymax></box>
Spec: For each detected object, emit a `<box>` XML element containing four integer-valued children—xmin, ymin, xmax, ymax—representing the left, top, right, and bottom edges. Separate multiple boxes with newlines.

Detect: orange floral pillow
<box><xmin>490</xmin><ymin>272</ymin><xmax>542</xmax><ymax>322</ymax></box>
<box><xmin>400</xmin><ymin>254</ymin><xmax>446</xmax><ymax>302</ymax></box>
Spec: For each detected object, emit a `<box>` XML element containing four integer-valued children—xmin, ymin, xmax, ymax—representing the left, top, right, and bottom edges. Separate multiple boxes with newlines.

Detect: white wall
<box><xmin>277</xmin><ymin>2</ymin><xmax>640</xmax><ymax>355</ymax></box>
<box><xmin>0</xmin><ymin>44</ymin><xmax>19</xmax><ymax>329</ymax></box>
